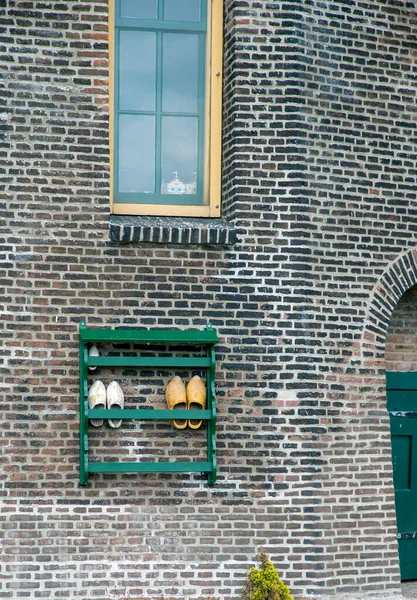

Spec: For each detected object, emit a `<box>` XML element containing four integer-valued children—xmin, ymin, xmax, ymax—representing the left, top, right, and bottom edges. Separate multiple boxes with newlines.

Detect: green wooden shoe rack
<box><xmin>79</xmin><ymin>321</ymin><xmax>218</xmax><ymax>486</ymax></box>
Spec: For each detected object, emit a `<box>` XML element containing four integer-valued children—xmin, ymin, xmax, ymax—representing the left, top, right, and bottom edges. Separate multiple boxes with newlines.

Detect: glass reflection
<box><xmin>162</xmin><ymin>34</ymin><xmax>198</xmax><ymax>114</ymax></box>
<box><xmin>119</xmin><ymin>115</ymin><xmax>155</xmax><ymax>193</ymax></box>
<box><xmin>120</xmin><ymin>0</ymin><xmax>158</xmax><ymax>19</ymax></box>
<box><xmin>161</xmin><ymin>117</ymin><xmax>198</xmax><ymax>195</ymax></box>
<box><xmin>164</xmin><ymin>0</ymin><xmax>200</xmax><ymax>22</ymax></box>
<box><xmin>119</xmin><ymin>31</ymin><xmax>156</xmax><ymax>112</ymax></box>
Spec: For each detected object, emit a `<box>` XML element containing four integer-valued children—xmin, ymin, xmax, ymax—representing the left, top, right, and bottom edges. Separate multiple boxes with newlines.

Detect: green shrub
<box><xmin>242</xmin><ymin>551</ymin><xmax>294</xmax><ymax>600</ymax></box>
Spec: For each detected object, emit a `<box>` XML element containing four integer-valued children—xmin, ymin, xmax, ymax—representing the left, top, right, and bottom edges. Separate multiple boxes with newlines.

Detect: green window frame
<box><xmin>110</xmin><ymin>0</ymin><xmax>223</xmax><ymax>218</ymax></box>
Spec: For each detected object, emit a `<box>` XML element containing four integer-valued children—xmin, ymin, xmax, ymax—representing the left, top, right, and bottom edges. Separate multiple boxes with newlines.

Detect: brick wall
<box><xmin>2</xmin><ymin>0</ymin><xmax>417</xmax><ymax>599</ymax></box>
<box><xmin>386</xmin><ymin>285</ymin><xmax>417</xmax><ymax>372</ymax></box>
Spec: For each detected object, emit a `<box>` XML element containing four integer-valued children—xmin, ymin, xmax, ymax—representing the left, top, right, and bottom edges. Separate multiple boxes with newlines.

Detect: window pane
<box><xmin>119</xmin><ymin>115</ymin><xmax>155</xmax><ymax>194</ymax></box>
<box><xmin>161</xmin><ymin>117</ymin><xmax>198</xmax><ymax>195</ymax></box>
<box><xmin>162</xmin><ymin>34</ymin><xmax>199</xmax><ymax>114</ymax></box>
<box><xmin>119</xmin><ymin>31</ymin><xmax>156</xmax><ymax>112</ymax></box>
<box><xmin>164</xmin><ymin>0</ymin><xmax>200</xmax><ymax>21</ymax></box>
<box><xmin>120</xmin><ymin>0</ymin><xmax>158</xmax><ymax>19</ymax></box>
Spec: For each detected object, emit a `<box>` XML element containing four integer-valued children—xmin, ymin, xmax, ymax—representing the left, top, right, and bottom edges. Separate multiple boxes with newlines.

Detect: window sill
<box><xmin>109</xmin><ymin>215</ymin><xmax>237</xmax><ymax>245</ymax></box>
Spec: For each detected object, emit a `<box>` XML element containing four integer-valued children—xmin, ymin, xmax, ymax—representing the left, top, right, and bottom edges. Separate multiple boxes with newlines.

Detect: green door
<box><xmin>387</xmin><ymin>371</ymin><xmax>417</xmax><ymax>580</ymax></box>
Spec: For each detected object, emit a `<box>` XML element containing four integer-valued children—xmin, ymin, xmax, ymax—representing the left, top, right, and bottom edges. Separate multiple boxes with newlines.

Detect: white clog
<box><xmin>88</xmin><ymin>345</ymin><xmax>99</xmax><ymax>370</ymax></box>
<box><xmin>107</xmin><ymin>381</ymin><xmax>124</xmax><ymax>428</ymax></box>
<box><xmin>88</xmin><ymin>380</ymin><xmax>106</xmax><ymax>427</ymax></box>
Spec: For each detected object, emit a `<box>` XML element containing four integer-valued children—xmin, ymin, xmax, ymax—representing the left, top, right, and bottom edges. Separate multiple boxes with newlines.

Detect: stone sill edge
<box><xmin>109</xmin><ymin>215</ymin><xmax>237</xmax><ymax>246</ymax></box>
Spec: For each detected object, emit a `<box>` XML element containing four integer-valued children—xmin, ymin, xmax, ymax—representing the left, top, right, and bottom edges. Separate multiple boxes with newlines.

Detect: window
<box><xmin>109</xmin><ymin>0</ymin><xmax>223</xmax><ymax>218</ymax></box>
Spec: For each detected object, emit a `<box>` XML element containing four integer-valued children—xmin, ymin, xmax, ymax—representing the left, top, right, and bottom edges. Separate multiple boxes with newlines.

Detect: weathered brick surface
<box><xmin>2</xmin><ymin>0</ymin><xmax>417</xmax><ymax>598</ymax></box>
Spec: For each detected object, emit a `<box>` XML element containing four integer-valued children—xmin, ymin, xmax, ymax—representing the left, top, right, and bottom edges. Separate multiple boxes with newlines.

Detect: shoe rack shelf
<box><xmin>79</xmin><ymin>321</ymin><xmax>218</xmax><ymax>486</ymax></box>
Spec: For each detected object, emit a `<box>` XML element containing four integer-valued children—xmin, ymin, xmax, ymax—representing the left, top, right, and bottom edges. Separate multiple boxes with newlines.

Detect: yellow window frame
<box><xmin>109</xmin><ymin>0</ymin><xmax>223</xmax><ymax>218</ymax></box>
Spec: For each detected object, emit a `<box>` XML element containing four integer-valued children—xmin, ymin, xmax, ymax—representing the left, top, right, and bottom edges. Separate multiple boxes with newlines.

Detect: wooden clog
<box><xmin>88</xmin><ymin>380</ymin><xmax>106</xmax><ymax>427</ymax></box>
<box><xmin>186</xmin><ymin>375</ymin><xmax>206</xmax><ymax>430</ymax></box>
<box><xmin>107</xmin><ymin>380</ymin><xmax>124</xmax><ymax>428</ymax></box>
<box><xmin>88</xmin><ymin>344</ymin><xmax>99</xmax><ymax>371</ymax></box>
<box><xmin>166</xmin><ymin>376</ymin><xmax>187</xmax><ymax>429</ymax></box>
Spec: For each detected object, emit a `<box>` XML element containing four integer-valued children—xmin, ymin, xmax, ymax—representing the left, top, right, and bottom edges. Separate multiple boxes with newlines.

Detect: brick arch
<box><xmin>362</xmin><ymin>247</ymin><xmax>417</xmax><ymax>359</ymax></box>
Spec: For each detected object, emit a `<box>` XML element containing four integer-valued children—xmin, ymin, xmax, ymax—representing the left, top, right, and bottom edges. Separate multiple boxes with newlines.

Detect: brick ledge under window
<box><xmin>109</xmin><ymin>215</ymin><xmax>237</xmax><ymax>245</ymax></box>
